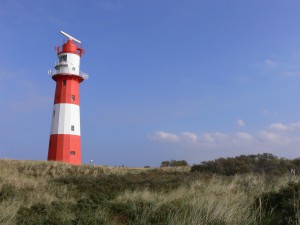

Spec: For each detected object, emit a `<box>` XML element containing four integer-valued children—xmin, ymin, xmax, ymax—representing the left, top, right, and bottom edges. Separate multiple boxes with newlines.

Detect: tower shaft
<box><xmin>48</xmin><ymin>37</ymin><xmax>87</xmax><ymax>165</ymax></box>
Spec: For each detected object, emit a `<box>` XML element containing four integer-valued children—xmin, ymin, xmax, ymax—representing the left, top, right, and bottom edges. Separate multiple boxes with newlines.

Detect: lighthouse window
<box><xmin>59</xmin><ymin>54</ymin><xmax>67</xmax><ymax>62</ymax></box>
<box><xmin>72</xmin><ymin>67</ymin><xmax>75</xmax><ymax>71</ymax></box>
<box><xmin>71</xmin><ymin>95</ymin><xmax>75</xmax><ymax>101</ymax></box>
<box><xmin>70</xmin><ymin>151</ymin><xmax>76</xmax><ymax>155</ymax></box>
<box><xmin>63</xmin><ymin>80</ymin><xmax>66</xmax><ymax>86</ymax></box>
<box><xmin>71</xmin><ymin>125</ymin><xmax>75</xmax><ymax>131</ymax></box>
<box><xmin>53</xmin><ymin>110</ymin><xmax>55</xmax><ymax>117</ymax></box>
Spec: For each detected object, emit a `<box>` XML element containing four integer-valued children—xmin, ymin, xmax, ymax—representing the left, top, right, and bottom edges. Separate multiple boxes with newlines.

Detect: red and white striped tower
<box><xmin>48</xmin><ymin>31</ymin><xmax>88</xmax><ymax>165</ymax></box>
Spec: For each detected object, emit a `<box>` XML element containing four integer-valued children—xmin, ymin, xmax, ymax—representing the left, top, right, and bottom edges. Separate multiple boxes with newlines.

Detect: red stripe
<box><xmin>52</xmin><ymin>75</ymin><xmax>82</xmax><ymax>105</ymax></box>
<box><xmin>48</xmin><ymin>134</ymin><xmax>82</xmax><ymax>165</ymax></box>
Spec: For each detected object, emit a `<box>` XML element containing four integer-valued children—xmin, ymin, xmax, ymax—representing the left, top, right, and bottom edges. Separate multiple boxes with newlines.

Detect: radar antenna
<box><xmin>60</xmin><ymin>31</ymin><xmax>81</xmax><ymax>44</ymax></box>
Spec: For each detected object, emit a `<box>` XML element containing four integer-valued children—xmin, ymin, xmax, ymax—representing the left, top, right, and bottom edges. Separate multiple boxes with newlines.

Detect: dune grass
<box><xmin>0</xmin><ymin>159</ymin><xmax>299</xmax><ymax>225</ymax></box>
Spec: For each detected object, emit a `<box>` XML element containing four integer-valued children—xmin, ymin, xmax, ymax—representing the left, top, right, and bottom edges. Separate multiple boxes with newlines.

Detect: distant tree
<box><xmin>170</xmin><ymin>160</ymin><xmax>188</xmax><ymax>167</ymax></box>
<box><xmin>191</xmin><ymin>153</ymin><xmax>298</xmax><ymax>175</ymax></box>
<box><xmin>160</xmin><ymin>161</ymin><xmax>170</xmax><ymax>167</ymax></box>
<box><xmin>161</xmin><ymin>160</ymin><xmax>188</xmax><ymax>167</ymax></box>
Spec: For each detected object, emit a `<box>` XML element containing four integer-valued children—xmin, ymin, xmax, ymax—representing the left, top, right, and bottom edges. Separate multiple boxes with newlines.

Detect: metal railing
<box><xmin>48</xmin><ymin>69</ymin><xmax>89</xmax><ymax>80</ymax></box>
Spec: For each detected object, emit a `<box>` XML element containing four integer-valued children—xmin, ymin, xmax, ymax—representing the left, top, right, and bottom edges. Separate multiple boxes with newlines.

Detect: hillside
<box><xmin>0</xmin><ymin>157</ymin><xmax>300</xmax><ymax>225</ymax></box>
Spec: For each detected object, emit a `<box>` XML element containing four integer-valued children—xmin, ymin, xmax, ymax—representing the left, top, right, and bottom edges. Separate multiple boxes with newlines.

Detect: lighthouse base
<box><xmin>48</xmin><ymin>134</ymin><xmax>82</xmax><ymax>165</ymax></box>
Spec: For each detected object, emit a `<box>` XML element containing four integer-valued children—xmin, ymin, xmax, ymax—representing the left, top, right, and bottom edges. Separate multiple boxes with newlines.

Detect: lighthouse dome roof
<box><xmin>57</xmin><ymin>39</ymin><xmax>84</xmax><ymax>57</ymax></box>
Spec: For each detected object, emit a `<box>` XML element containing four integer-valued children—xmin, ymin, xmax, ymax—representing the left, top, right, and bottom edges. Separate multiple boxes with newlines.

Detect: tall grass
<box><xmin>113</xmin><ymin>174</ymin><xmax>299</xmax><ymax>225</ymax></box>
<box><xmin>0</xmin><ymin>159</ymin><xmax>299</xmax><ymax>225</ymax></box>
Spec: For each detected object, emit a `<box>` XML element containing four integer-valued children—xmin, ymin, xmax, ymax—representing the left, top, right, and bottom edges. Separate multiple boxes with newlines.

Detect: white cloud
<box><xmin>269</xmin><ymin>123</ymin><xmax>288</xmax><ymax>131</ymax></box>
<box><xmin>149</xmin><ymin>131</ymin><xmax>180</xmax><ymax>142</ymax></box>
<box><xmin>149</xmin><ymin>121</ymin><xmax>300</xmax><ymax>158</ymax></box>
<box><xmin>289</xmin><ymin>122</ymin><xmax>300</xmax><ymax>130</ymax></box>
<box><xmin>235</xmin><ymin>132</ymin><xmax>253</xmax><ymax>141</ymax></box>
<box><xmin>258</xmin><ymin>130</ymin><xmax>280</xmax><ymax>141</ymax></box>
<box><xmin>268</xmin><ymin>122</ymin><xmax>300</xmax><ymax>131</ymax></box>
<box><xmin>149</xmin><ymin>131</ymin><xmax>199</xmax><ymax>143</ymax></box>
<box><xmin>237</xmin><ymin>119</ymin><xmax>246</xmax><ymax>127</ymax></box>
<box><xmin>202</xmin><ymin>132</ymin><xmax>228</xmax><ymax>143</ymax></box>
<box><xmin>181</xmin><ymin>132</ymin><xmax>198</xmax><ymax>142</ymax></box>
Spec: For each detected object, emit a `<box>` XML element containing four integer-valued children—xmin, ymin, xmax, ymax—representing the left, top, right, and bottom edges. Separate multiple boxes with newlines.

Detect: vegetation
<box><xmin>255</xmin><ymin>181</ymin><xmax>300</xmax><ymax>225</ymax></box>
<box><xmin>0</xmin><ymin>154</ymin><xmax>300</xmax><ymax>224</ymax></box>
<box><xmin>160</xmin><ymin>160</ymin><xmax>188</xmax><ymax>167</ymax></box>
<box><xmin>191</xmin><ymin>153</ymin><xmax>300</xmax><ymax>175</ymax></box>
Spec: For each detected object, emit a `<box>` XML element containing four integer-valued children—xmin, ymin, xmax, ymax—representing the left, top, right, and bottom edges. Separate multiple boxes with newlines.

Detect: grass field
<box><xmin>0</xmin><ymin>159</ymin><xmax>299</xmax><ymax>225</ymax></box>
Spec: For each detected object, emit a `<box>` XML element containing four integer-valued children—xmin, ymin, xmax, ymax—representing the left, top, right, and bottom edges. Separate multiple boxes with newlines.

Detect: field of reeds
<box><xmin>0</xmin><ymin>158</ymin><xmax>300</xmax><ymax>225</ymax></box>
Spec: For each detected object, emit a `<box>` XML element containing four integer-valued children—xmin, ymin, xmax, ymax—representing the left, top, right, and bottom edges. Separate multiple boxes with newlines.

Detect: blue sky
<box><xmin>2</xmin><ymin>0</ymin><xmax>300</xmax><ymax>166</ymax></box>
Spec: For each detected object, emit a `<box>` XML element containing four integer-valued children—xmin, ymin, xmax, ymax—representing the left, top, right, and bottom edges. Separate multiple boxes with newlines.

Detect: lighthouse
<box><xmin>48</xmin><ymin>31</ymin><xmax>88</xmax><ymax>165</ymax></box>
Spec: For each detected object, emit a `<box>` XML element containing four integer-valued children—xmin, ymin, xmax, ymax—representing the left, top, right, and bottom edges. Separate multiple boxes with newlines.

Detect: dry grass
<box><xmin>0</xmin><ymin>159</ymin><xmax>299</xmax><ymax>225</ymax></box>
<box><xmin>113</xmin><ymin>174</ymin><xmax>299</xmax><ymax>225</ymax></box>
<box><xmin>0</xmin><ymin>159</ymin><xmax>189</xmax><ymax>224</ymax></box>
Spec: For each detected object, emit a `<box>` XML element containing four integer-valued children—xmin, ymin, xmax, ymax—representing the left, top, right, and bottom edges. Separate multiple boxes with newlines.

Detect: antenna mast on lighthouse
<box><xmin>60</xmin><ymin>30</ymin><xmax>82</xmax><ymax>43</ymax></box>
<box><xmin>47</xmin><ymin>31</ymin><xmax>88</xmax><ymax>165</ymax></box>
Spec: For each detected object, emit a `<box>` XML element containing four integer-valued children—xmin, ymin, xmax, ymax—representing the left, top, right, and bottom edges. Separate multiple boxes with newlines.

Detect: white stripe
<box><xmin>50</xmin><ymin>103</ymin><xmax>81</xmax><ymax>135</ymax></box>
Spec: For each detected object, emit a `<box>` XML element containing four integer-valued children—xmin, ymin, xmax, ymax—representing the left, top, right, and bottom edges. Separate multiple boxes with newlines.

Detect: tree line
<box><xmin>160</xmin><ymin>160</ymin><xmax>188</xmax><ymax>167</ymax></box>
<box><xmin>191</xmin><ymin>153</ymin><xmax>300</xmax><ymax>175</ymax></box>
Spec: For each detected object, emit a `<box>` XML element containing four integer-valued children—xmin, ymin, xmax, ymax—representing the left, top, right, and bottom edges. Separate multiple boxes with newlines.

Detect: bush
<box><xmin>17</xmin><ymin>201</ymin><xmax>107</xmax><ymax>225</ymax></box>
<box><xmin>17</xmin><ymin>203</ymin><xmax>48</xmax><ymax>225</ymax></box>
<box><xmin>255</xmin><ymin>181</ymin><xmax>300</xmax><ymax>225</ymax></box>
<box><xmin>0</xmin><ymin>184</ymin><xmax>17</xmax><ymax>201</ymax></box>
<box><xmin>191</xmin><ymin>153</ymin><xmax>295</xmax><ymax>176</ymax></box>
<box><xmin>54</xmin><ymin>170</ymin><xmax>201</xmax><ymax>198</ymax></box>
<box><xmin>73</xmin><ymin>200</ymin><xmax>106</xmax><ymax>225</ymax></box>
<box><xmin>160</xmin><ymin>160</ymin><xmax>188</xmax><ymax>167</ymax></box>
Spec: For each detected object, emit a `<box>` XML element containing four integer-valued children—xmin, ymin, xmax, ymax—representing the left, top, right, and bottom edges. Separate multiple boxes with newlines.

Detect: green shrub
<box><xmin>255</xmin><ymin>181</ymin><xmax>300</xmax><ymax>225</ymax></box>
<box><xmin>73</xmin><ymin>200</ymin><xmax>106</xmax><ymax>225</ymax></box>
<box><xmin>17</xmin><ymin>202</ymin><xmax>74</xmax><ymax>225</ymax></box>
<box><xmin>16</xmin><ymin>200</ymin><xmax>108</xmax><ymax>225</ymax></box>
<box><xmin>0</xmin><ymin>184</ymin><xmax>17</xmax><ymax>201</ymax></box>
<box><xmin>17</xmin><ymin>203</ymin><xmax>49</xmax><ymax>225</ymax></box>
<box><xmin>54</xmin><ymin>170</ymin><xmax>203</xmax><ymax>200</ymax></box>
<box><xmin>192</xmin><ymin>153</ymin><xmax>295</xmax><ymax>176</ymax></box>
<box><xmin>160</xmin><ymin>160</ymin><xmax>188</xmax><ymax>167</ymax></box>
